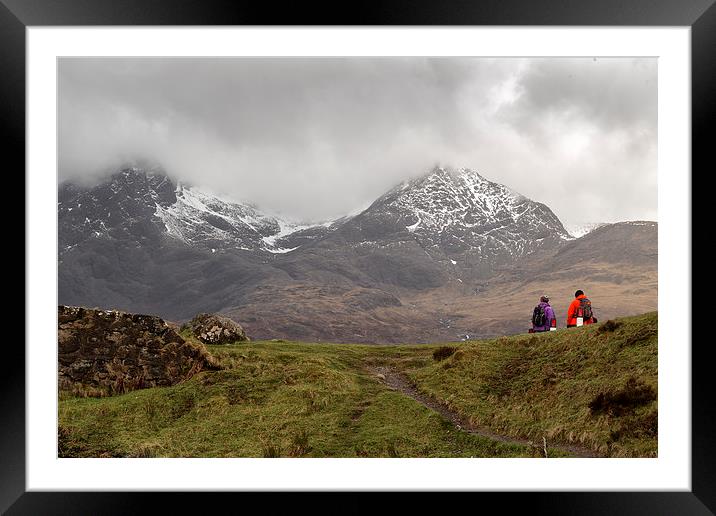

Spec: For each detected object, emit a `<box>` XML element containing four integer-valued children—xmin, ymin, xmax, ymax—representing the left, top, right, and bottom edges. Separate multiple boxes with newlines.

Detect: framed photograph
<box><xmin>9</xmin><ymin>0</ymin><xmax>710</xmax><ymax>512</ymax></box>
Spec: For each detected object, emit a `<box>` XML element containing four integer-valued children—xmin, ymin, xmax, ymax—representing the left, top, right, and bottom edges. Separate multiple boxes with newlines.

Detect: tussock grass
<box><xmin>406</xmin><ymin>312</ymin><xmax>658</xmax><ymax>457</ymax></box>
<box><xmin>59</xmin><ymin>341</ymin><xmax>525</xmax><ymax>457</ymax></box>
<box><xmin>58</xmin><ymin>313</ymin><xmax>657</xmax><ymax>457</ymax></box>
<box><xmin>597</xmin><ymin>319</ymin><xmax>623</xmax><ymax>334</ymax></box>
<box><xmin>432</xmin><ymin>346</ymin><xmax>457</xmax><ymax>361</ymax></box>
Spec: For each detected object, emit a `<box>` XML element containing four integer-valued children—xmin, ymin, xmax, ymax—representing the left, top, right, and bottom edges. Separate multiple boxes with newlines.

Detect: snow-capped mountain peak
<box><xmin>326</xmin><ymin>166</ymin><xmax>570</xmax><ymax>275</ymax></box>
<box><xmin>60</xmin><ymin>164</ymin><xmax>571</xmax><ymax>266</ymax></box>
<box><xmin>59</xmin><ymin>166</ymin><xmax>322</xmax><ymax>255</ymax></box>
<box><xmin>380</xmin><ymin>165</ymin><xmax>566</xmax><ymax>243</ymax></box>
<box><xmin>155</xmin><ymin>182</ymin><xmax>326</xmax><ymax>253</ymax></box>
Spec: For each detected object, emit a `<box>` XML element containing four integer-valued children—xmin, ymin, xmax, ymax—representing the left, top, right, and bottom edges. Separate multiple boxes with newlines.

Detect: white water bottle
<box><xmin>576</xmin><ymin>306</ymin><xmax>584</xmax><ymax>327</ymax></box>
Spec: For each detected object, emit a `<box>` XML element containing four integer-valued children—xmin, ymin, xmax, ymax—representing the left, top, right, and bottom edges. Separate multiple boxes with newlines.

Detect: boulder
<box><xmin>58</xmin><ymin>306</ymin><xmax>220</xmax><ymax>396</ymax></box>
<box><xmin>186</xmin><ymin>313</ymin><xmax>249</xmax><ymax>345</ymax></box>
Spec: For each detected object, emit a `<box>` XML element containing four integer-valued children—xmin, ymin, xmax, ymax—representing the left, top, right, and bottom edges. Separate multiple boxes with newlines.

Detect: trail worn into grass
<box><xmin>367</xmin><ymin>365</ymin><xmax>599</xmax><ymax>458</ymax></box>
<box><xmin>59</xmin><ymin>313</ymin><xmax>656</xmax><ymax>457</ymax></box>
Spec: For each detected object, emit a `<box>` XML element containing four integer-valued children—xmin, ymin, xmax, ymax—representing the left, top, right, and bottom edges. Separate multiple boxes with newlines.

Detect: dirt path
<box><xmin>367</xmin><ymin>365</ymin><xmax>599</xmax><ymax>458</ymax></box>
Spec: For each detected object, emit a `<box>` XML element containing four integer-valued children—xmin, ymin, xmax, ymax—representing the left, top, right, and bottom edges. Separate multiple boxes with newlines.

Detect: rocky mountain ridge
<box><xmin>58</xmin><ymin>165</ymin><xmax>657</xmax><ymax>342</ymax></box>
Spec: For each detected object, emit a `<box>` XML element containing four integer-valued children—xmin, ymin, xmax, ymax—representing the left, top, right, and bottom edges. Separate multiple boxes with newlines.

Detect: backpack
<box><xmin>532</xmin><ymin>304</ymin><xmax>547</xmax><ymax>327</ymax></box>
<box><xmin>578</xmin><ymin>297</ymin><xmax>593</xmax><ymax>320</ymax></box>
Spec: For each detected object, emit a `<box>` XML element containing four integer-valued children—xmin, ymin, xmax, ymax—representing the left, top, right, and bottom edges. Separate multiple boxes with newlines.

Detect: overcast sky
<box><xmin>58</xmin><ymin>57</ymin><xmax>656</xmax><ymax>227</ymax></box>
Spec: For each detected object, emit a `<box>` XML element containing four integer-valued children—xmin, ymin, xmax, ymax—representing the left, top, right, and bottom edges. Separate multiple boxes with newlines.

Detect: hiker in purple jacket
<box><xmin>531</xmin><ymin>295</ymin><xmax>557</xmax><ymax>332</ymax></box>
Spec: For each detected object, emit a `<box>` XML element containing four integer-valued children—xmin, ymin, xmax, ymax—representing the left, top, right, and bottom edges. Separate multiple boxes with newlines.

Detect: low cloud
<box><xmin>59</xmin><ymin>57</ymin><xmax>657</xmax><ymax>226</ymax></box>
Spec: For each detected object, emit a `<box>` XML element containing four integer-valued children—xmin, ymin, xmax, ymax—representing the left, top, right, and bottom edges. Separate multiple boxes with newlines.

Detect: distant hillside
<box><xmin>228</xmin><ymin>221</ymin><xmax>657</xmax><ymax>341</ymax></box>
<box><xmin>564</xmin><ymin>222</ymin><xmax>607</xmax><ymax>239</ymax></box>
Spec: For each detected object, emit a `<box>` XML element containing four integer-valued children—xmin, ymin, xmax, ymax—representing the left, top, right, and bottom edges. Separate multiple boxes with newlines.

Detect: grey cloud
<box><xmin>58</xmin><ymin>57</ymin><xmax>656</xmax><ymax>226</ymax></box>
<box><xmin>508</xmin><ymin>58</ymin><xmax>656</xmax><ymax>129</ymax></box>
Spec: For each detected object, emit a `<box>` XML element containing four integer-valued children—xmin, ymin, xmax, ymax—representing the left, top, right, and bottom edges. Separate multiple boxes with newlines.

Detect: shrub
<box><xmin>433</xmin><ymin>346</ymin><xmax>457</xmax><ymax>361</ymax></box>
<box><xmin>597</xmin><ymin>320</ymin><xmax>623</xmax><ymax>333</ymax></box>
<box><xmin>589</xmin><ymin>377</ymin><xmax>656</xmax><ymax>416</ymax></box>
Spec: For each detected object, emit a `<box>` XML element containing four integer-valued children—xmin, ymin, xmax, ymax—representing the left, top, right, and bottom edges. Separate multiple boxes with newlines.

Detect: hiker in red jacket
<box><xmin>566</xmin><ymin>290</ymin><xmax>598</xmax><ymax>327</ymax></box>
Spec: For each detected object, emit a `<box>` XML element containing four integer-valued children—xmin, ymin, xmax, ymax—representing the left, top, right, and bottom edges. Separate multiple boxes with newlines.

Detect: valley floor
<box><xmin>58</xmin><ymin>312</ymin><xmax>657</xmax><ymax>458</ymax></box>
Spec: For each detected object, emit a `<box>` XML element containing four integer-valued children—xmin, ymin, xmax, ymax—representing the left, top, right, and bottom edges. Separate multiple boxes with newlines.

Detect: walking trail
<box><xmin>367</xmin><ymin>364</ymin><xmax>599</xmax><ymax>458</ymax></box>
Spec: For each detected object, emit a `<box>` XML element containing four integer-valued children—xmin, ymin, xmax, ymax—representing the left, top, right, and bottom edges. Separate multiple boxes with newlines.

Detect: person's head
<box><xmin>575</xmin><ymin>290</ymin><xmax>584</xmax><ymax>298</ymax></box>
<box><xmin>540</xmin><ymin>295</ymin><xmax>549</xmax><ymax>303</ymax></box>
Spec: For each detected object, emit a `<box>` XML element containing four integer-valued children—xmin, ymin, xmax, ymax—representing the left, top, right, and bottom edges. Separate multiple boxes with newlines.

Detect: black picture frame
<box><xmin>6</xmin><ymin>0</ymin><xmax>711</xmax><ymax>513</ymax></box>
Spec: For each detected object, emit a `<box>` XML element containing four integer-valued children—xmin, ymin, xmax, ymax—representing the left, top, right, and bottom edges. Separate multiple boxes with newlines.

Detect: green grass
<box><xmin>58</xmin><ymin>312</ymin><xmax>657</xmax><ymax>458</ymax></box>
<box><xmin>406</xmin><ymin>312</ymin><xmax>658</xmax><ymax>457</ymax></box>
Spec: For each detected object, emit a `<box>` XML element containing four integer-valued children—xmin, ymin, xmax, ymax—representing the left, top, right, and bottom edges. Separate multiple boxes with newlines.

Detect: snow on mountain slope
<box><xmin>58</xmin><ymin>166</ymin><xmax>178</xmax><ymax>256</ymax></box>
<box><xmin>154</xmin><ymin>183</ymin><xmax>312</xmax><ymax>253</ymax></box>
<box><xmin>59</xmin><ymin>167</ymin><xmax>321</xmax><ymax>255</ymax></box>
<box><xmin>563</xmin><ymin>221</ymin><xmax>656</xmax><ymax>240</ymax></box>
<box><xmin>564</xmin><ymin>222</ymin><xmax>608</xmax><ymax>239</ymax></box>
<box><xmin>59</xmin><ymin>165</ymin><xmax>570</xmax><ymax>266</ymax></box>
<box><xmin>58</xmin><ymin>165</ymin><xmax>657</xmax><ymax>342</ymax></box>
<box><xmin>337</xmin><ymin>166</ymin><xmax>570</xmax><ymax>264</ymax></box>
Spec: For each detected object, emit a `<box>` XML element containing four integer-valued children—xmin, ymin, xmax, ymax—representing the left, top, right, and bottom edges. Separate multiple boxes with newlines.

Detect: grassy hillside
<box><xmin>404</xmin><ymin>312</ymin><xmax>658</xmax><ymax>457</ymax></box>
<box><xmin>58</xmin><ymin>312</ymin><xmax>657</xmax><ymax>458</ymax></box>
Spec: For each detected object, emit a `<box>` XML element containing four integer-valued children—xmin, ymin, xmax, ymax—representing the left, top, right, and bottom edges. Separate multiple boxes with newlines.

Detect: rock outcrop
<box><xmin>186</xmin><ymin>313</ymin><xmax>249</xmax><ymax>345</ymax></box>
<box><xmin>58</xmin><ymin>305</ymin><xmax>220</xmax><ymax>396</ymax></box>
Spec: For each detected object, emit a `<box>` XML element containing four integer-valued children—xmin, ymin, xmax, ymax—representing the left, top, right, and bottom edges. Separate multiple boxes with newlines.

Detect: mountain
<box><xmin>564</xmin><ymin>222</ymin><xmax>608</xmax><ymax>239</ymax></box>
<box><xmin>58</xmin><ymin>167</ymin><xmax>287</xmax><ymax>317</ymax></box>
<box><xmin>58</xmin><ymin>165</ymin><xmax>657</xmax><ymax>343</ymax></box>
<box><xmin>413</xmin><ymin>220</ymin><xmax>658</xmax><ymax>338</ymax></box>
<box><xmin>260</xmin><ymin>166</ymin><xmax>571</xmax><ymax>295</ymax></box>
<box><xmin>59</xmin><ymin>166</ymin><xmax>325</xmax><ymax>256</ymax></box>
<box><xmin>59</xmin><ymin>166</ymin><xmax>175</xmax><ymax>255</ymax></box>
<box><xmin>328</xmin><ymin>166</ymin><xmax>570</xmax><ymax>277</ymax></box>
